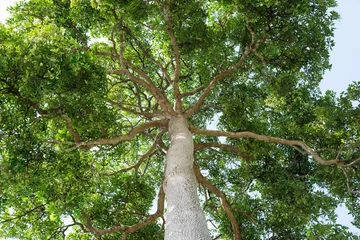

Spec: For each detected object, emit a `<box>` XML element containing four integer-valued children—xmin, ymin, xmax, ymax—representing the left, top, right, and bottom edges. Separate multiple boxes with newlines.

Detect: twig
<box><xmin>3</xmin><ymin>86</ymin><xmax>61</xmax><ymax>115</ymax></box>
<box><xmin>123</xmin><ymin>25</ymin><xmax>172</xmax><ymax>83</ymax></box>
<box><xmin>344</xmin><ymin>158</ymin><xmax>360</xmax><ymax>168</ymax></box>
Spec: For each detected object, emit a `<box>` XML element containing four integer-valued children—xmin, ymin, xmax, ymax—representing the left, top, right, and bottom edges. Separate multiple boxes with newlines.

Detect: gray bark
<box><xmin>163</xmin><ymin>116</ymin><xmax>211</xmax><ymax>240</ymax></box>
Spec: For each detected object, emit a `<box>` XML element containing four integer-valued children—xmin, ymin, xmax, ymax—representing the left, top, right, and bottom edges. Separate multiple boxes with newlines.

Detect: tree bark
<box><xmin>164</xmin><ymin>116</ymin><xmax>211</xmax><ymax>240</ymax></box>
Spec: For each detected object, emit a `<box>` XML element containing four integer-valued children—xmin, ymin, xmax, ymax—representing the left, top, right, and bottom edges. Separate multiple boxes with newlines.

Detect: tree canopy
<box><xmin>0</xmin><ymin>0</ymin><xmax>359</xmax><ymax>239</ymax></box>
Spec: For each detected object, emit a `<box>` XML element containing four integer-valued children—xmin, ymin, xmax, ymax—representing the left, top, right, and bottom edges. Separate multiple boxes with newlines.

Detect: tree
<box><xmin>0</xmin><ymin>0</ymin><xmax>359</xmax><ymax>239</ymax></box>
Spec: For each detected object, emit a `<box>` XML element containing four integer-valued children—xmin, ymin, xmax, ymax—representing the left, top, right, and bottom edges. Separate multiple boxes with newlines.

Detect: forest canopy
<box><xmin>0</xmin><ymin>0</ymin><xmax>359</xmax><ymax>239</ymax></box>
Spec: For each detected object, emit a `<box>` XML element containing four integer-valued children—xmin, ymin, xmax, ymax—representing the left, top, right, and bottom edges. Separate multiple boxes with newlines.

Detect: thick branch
<box><xmin>82</xmin><ymin>211</ymin><xmax>126</xmax><ymax>236</ymax></box>
<box><xmin>163</xmin><ymin>2</ymin><xmax>182</xmax><ymax>113</ymax></box>
<box><xmin>122</xmin><ymin>186</ymin><xmax>165</xmax><ymax>238</ymax></box>
<box><xmin>190</xmin><ymin>127</ymin><xmax>354</xmax><ymax>167</ymax></box>
<box><xmin>81</xmin><ymin>186</ymin><xmax>165</xmax><ymax>237</ymax></box>
<box><xmin>193</xmin><ymin>164</ymin><xmax>241</xmax><ymax>240</ymax></box>
<box><xmin>112</xmin><ymin>11</ymin><xmax>125</xmax><ymax>67</ymax></box>
<box><xmin>194</xmin><ymin>142</ymin><xmax>253</xmax><ymax>161</ymax></box>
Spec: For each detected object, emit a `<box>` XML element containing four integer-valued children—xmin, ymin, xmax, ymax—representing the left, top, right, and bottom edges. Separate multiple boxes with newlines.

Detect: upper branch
<box><xmin>65</xmin><ymin>20</ymin><xmax>89</xmax><ymax>49</ymax></box>
<box><xmin>109</xmin><ymin>69</ymin><xmax>174</xmax><ymax>118</ymax></box>
<box><xmin>109</xmin><ymin>11</ymin><xmax>174</xmax><ymax>117</ymax></box>
<box><xmin>112</xmin><ymin>10</ymin><xmax>125</xmax><ymax>67</ymax></box>
<box><xmin>0</xmin><ymin>204</ymin><xmax>45</xmax><ymax>224</ymax></box>
<box><xmin>123</xmin><ymin>25</ymin><xmax>172</xmax><ymax>84</ymax></box>
<box><xmin>190</xmin><ymin>126</ymin><xmax>355</xmax><ymax>167</ymax></box>
<box><xmin>184</xmin><ymin>48</ymin><xmax>251</xmax><ymax>118</ymax></box>
<box><xmin>184</xmin><ymin>22</ymin><xmax>267</xmax><ymax>118</ymax></box>
<box><xmin>162</xmin><ymin>2</ymin><xmax>182</xmax><ymax>113</ymax></box>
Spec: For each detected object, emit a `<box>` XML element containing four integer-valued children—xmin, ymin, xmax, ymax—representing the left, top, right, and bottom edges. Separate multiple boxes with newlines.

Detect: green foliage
<box><xmin>0</xmin><ymin>0</ymin><xmax>359</xmax><ymax>239</ymax></box>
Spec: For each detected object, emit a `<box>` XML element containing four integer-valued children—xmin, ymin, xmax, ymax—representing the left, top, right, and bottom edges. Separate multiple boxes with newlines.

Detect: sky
<box><xmin>319</xmin><ymin>0</ymin><xmax>360</xmax><ymax>95</ymax></box>
<box><xmin>1</xmin><ymin>0</ymin><xmax>359</xmax><ymax>236</ymax></box>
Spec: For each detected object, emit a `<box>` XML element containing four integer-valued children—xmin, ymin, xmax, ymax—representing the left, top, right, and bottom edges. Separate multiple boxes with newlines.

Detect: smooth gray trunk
<box><xmin>163</xmin><ymin>116</ymin><xmax>211</xmax><ymax>240</ymax></box>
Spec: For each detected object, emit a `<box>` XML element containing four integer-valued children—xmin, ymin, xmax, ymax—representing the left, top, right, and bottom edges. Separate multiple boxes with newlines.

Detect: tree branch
<box><xmin>109</xmin><ymin>69</ymin><xmax>173</xmax><ymax>118</ymax></box>
<box><xmin>81</xmin><ymin>186</ymin><xmax>165</xmax><ymax>237</ymax></box>
<box><xmin>190</xmin><ymin>126</ymin><xmax>356</xmax><ymax>167</ymax></box>
<box><xmin>110</xmin><ymin>10</ymin><xmax>174</xmax><ymax>118</ymax></box>
<box><xmin>162</xmin><ymin>2</ymin><xmax>182</xmax><ymax>113</ymax></box>
<box><xmin>47</xmin><ymin>222</ymin><xmax>82</xmax><ymax>240</ymax></box>
<box><xmin>3</xmin><ymin>86</ymin><xmax>61</xmax><ymax>115</ymax></box>
<box><xmin>62</xmin><ymin>114</ymin><xmax>81</xmax><ymax>144</ymax></box>
<box><xmin>124</xmin><ymin>60</ymin><xmax>174</xmax><ymax>115</ymax></box>
<box><xmin>123</xmin><ymin>25</ymin><xmax>172</xmax><ymax>84</ymax></box>
<box><xmin>0</xmin><ymin>204</ymin><xmax>45</xmax><ymax>224</ymax></box>
<box><xmin>105</xmin><ymin>129</ymin><xmax>166</xmax><ymax>176</ymax></box>
<box><xmin>81</xmin><ymin>211</ymin><xmax>126</xmax><ymax>236</ymax></box>
<box><xmin>194</xmin><ymin>142</ymin><xmax>253</xmax><ymax>161</ymax></box>
<box><xmin>193</xmin><ymin>164</ymin><xmax>241</xmax><ymax>240</ymax></box>
<box><xmin>108</xmin><ymin>100</ymin><xmax>161</xmax><ymax>119</ymax></box>
<box><xmin>184</xmin><ymin>48</ymin><xmax>251</xmax><ymax>117</ymax></box>
<box><xmin>341</xmin><ymin>167</ymin><xmax>360</xmax><ymax>197</ymax></box>
<box><xmin>184</xmin><ymin>21</ymin><xmax>268</xmax><ymax>118</ymax></box>
<box><xmin>344</xmin><ymin>158</ymin><xmax>360</xmax><ymax>168</ymax></box>
<box><xmin>65</xmin><ymin>20</ymin><xmax>88</xmax><ymax>49</ymax></box>
<box><xmin>64</xmin><ymin>119</ymin><xmax>168</xmax><ymax>151</ymax></box>
<box><xmin>180</xmin><ymin>86</ymin><xmax>205</xmax><ymax>98</ymax></box>
<box><xmin>70</xmin><ymin>215</ymin><xmax>88</xmax><ymax>233</ymax></box>
<box><xmin>112</xmin><ymin>11</ymin><xmax>125</xmax><ymax>68</ymax></box>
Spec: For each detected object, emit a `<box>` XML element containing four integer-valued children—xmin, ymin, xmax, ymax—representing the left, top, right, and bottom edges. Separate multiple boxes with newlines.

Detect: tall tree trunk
<box><xmin>164</xmin><ymin>116</ymin><xmax>211</xmax><ymax>240</ymax></box>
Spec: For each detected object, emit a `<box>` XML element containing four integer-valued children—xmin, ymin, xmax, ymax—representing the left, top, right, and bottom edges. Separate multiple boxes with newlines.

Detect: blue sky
<box><xmin>320</xmin><ymin>0</ymin><xmax>360</xmax><ymax>95</ymax></box>
<box><xmin>1</xmin><ymin>0</ymin><xmax>359</xmax><ymax>235</ymax></box>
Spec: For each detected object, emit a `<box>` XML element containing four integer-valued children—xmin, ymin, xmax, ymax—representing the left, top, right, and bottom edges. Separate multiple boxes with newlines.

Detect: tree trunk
<box><xmin>163</xmin><ymin>116</ymin><xmax>211</xmax><ymax>240</ymax></box>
